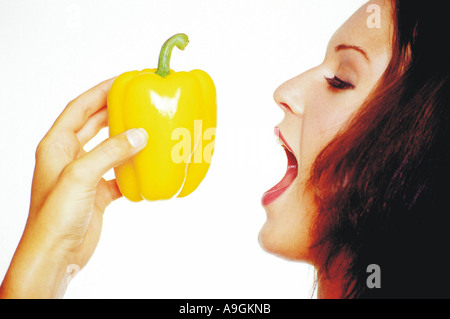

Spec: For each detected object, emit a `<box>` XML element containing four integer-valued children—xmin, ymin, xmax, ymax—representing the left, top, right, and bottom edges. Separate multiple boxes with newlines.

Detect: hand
<box><xmin>0</xmin><ymin>78</ymin><xmax>148</xmax><ymax>298</ymax></box>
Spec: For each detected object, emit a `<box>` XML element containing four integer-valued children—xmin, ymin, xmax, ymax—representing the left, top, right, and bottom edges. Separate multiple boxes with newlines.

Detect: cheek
<box><xmin>300</xmin><ymin>94</ymin><xmax>357</xmax><ymax>170</ymax></box>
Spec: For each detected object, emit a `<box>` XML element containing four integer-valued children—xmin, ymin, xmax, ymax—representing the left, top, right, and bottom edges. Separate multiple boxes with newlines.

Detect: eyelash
<box><xmin>325</xmin><ymin>76</ymin><xmax>355</xmax><ymax>90</ymax></box>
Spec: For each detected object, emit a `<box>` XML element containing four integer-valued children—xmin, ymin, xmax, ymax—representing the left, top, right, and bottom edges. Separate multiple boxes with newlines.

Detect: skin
<box><xmin>0</xmin><ymin>78</ymin><xmax>148</xmax><ymax>298</ymax></box>
<box><xmin>259</xmin><ymin>0</ymin><xmax>393</xmax><ymax>298</ymax></box>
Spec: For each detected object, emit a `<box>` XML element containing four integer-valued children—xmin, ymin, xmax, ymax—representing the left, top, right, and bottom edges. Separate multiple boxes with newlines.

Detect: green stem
<box><xmin>155</xmin><ymin>33</ymin><xmax>189</xmax><ymax>78</ymax></box>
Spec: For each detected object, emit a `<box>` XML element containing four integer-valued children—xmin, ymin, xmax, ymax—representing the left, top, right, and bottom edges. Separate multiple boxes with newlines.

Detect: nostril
<box><xmin>280</xmin><ymin>102</ymin><xmax>293</xmax><ymax>113</ymax></box>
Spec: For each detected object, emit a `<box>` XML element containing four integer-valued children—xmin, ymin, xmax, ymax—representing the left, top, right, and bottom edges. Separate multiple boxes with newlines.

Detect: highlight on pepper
<box><xmin>107</xmin><ymin>33</ymin><xmax>217</xmax><ymax>202</ymax></box>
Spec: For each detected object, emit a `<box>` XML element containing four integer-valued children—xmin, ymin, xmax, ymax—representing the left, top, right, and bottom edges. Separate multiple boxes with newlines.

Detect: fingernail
<box><xmin>127</xmin><ymin>128</ymin><xmax>148</xmax><ymax>148</ymax></box>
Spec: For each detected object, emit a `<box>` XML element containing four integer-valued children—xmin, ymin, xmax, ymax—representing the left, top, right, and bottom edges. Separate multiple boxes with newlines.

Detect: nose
<box><xmin>273</xmin><ymin>75</ymin><xmax>305</xmax><ymax>116</ymax></box>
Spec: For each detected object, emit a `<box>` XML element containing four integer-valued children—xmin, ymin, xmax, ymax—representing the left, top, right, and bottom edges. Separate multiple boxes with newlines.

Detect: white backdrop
<box><xmin>0</xmin><ymin>0</ymin><xmax>365</xmax><ymax>298</ymax></box>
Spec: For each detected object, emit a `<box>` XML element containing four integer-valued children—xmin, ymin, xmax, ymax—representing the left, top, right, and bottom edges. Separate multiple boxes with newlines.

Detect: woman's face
<box><xmin>259</xmin><ymin>0</ymin><xmax>393</xmax><ymax>262</ymax></box>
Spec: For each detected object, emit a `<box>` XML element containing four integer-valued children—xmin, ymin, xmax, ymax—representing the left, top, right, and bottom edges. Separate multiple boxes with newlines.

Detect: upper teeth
<box><xmin>277</xmin><ymin>137</ymin><xmax>285</xmax><ymax>147</ymax></box>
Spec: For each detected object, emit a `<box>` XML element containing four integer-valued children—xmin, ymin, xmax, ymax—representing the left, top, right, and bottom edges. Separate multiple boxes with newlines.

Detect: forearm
<box><xmin>0</xmin><ymin>224</ymin><xmax>69</xmax><ymax>299</ymax></box>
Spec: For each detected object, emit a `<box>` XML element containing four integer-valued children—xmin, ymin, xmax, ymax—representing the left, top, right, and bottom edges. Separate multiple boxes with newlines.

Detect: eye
<box><xmin>325</xmin><ymin>75</ymin><xmax>355</xmax><ymax>90</ymax></box>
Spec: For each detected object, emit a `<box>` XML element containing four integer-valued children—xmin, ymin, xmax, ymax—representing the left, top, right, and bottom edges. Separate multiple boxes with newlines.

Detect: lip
<box><xmin>261</xmin><ymin>128</ymin><xmax>299</xmax><ymax>206</ymax></box>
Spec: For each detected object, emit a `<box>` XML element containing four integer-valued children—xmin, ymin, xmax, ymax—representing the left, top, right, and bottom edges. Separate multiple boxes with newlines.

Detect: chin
<box><xmin>258</xmin><ymin>193</ymin><xmax>312</xmax><ymax>263</ymax></box>
<box><xmin>258</xmin><ymin>222</ymin><xmax>309</xmax><ymax>262</ymax></box>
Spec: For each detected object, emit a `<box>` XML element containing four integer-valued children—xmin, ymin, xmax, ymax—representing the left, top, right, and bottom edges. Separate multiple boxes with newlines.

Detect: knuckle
<box><xmin>67</xmin><ymin>98</ymin><xmax>90</xmax><ymax>119</ymax></box>
<box><xmin>101</xmin><ymin>137</ymin><xmax>127</xmax><ymax>160</ymax></box>
<box><xmin>35</xmin><ymin>132</ymin><xmax>75</xmax><ymax>160</ymax></box>
<box><xmin>35</xmin><ymin>135</ymin><xmax>53</xmax><ymax>159</ymax></box>
<box><xmin>61</xmin><ymin>162</ymin><xmax>83</xmax><ymax>183</ymax></box>
<box><xmin>35</xmin><ymin>139</ymin><xmax>47</xmax><ymax>159</ymax></box>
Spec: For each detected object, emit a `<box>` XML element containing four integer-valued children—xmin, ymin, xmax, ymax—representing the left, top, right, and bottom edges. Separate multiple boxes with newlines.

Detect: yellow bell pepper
<box><xmin>107</xmin><ymin>34</ymin><xmax>217</xmax><ymax>202</ymax></box>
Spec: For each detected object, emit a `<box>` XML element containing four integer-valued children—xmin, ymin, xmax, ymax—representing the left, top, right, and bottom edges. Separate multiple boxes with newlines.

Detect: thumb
<box><xmin>62</xmin><ymin>128</ymin><xmax>148</xmax><ymax>188</ymax></box>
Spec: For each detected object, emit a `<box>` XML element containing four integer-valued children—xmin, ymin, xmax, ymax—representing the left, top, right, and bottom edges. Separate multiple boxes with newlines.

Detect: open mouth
<box><xmin>261</xmin><ymin>128</ymin><xmax>299</xmax><ymax>206</ymax></box>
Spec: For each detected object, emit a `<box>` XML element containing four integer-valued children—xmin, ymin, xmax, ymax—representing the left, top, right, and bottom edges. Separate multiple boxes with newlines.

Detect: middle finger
<box><xmin>76</xmin><ymin>106</ymin><xmax>108</xmax><ymax>146</ymax></box>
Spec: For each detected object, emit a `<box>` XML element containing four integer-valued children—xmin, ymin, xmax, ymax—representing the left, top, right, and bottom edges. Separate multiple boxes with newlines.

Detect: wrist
<box><xmin>0</xmin><ymin>220</ymin><xmax>72</xmax><ymax>298</ymax></box>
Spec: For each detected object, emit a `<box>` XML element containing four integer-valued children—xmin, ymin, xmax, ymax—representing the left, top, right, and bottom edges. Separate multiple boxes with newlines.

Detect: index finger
<box><xmin>51</xmin><ymin>77</ymin><xmax>116</xmax><ymax>133</ymax></box>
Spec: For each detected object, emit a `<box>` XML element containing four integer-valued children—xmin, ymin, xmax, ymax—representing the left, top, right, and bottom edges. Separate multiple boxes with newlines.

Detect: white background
<box><xmin>0</xmin><ymin>0</ymin><xmax>365</xmax><ymax>298</ymax></box>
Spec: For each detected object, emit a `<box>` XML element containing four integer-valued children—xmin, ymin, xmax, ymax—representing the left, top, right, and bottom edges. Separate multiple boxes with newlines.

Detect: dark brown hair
<box><xmin>309</xmin><ymin>0</ymin><xmax>450</xmax><ymax>298</ymax></box>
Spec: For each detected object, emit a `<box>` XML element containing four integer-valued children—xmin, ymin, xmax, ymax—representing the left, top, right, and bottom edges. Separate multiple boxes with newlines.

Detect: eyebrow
<box><xmin>335</xmin><ymin>44</ymin><xmax>370</xmax><ymax>61</ymax></box>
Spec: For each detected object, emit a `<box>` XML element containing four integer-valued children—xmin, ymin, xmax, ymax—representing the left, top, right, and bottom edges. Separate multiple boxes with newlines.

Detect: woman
<box><xmin>1</xmin><ymin>0</ymin><xmax>449</xmax><ymax>298</ymax></box>
<box><xmin>261</xmin><ymin>0</ymin><xmax>450</xmax><ymax>298</ymax></box>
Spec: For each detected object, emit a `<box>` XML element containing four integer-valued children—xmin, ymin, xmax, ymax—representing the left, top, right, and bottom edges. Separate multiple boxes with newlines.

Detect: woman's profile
<box><xmin>260</xmin><ymin>0</ymin><xmax>450</xmax><ymax>298</ymax></box>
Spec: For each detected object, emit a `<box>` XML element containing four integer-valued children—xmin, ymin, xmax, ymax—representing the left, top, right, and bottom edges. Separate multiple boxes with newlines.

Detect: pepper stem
<box><xmin>155</xmin><ymin>33</ymin><xmax>189</xmax><ymax>78</ymax></box>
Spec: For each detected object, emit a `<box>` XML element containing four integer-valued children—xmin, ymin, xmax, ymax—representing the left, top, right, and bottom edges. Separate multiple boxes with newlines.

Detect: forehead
<box><xmin>328</xmin><ymin>0</ymin><xmax>393</xmax><ymax>59</ymax></box>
